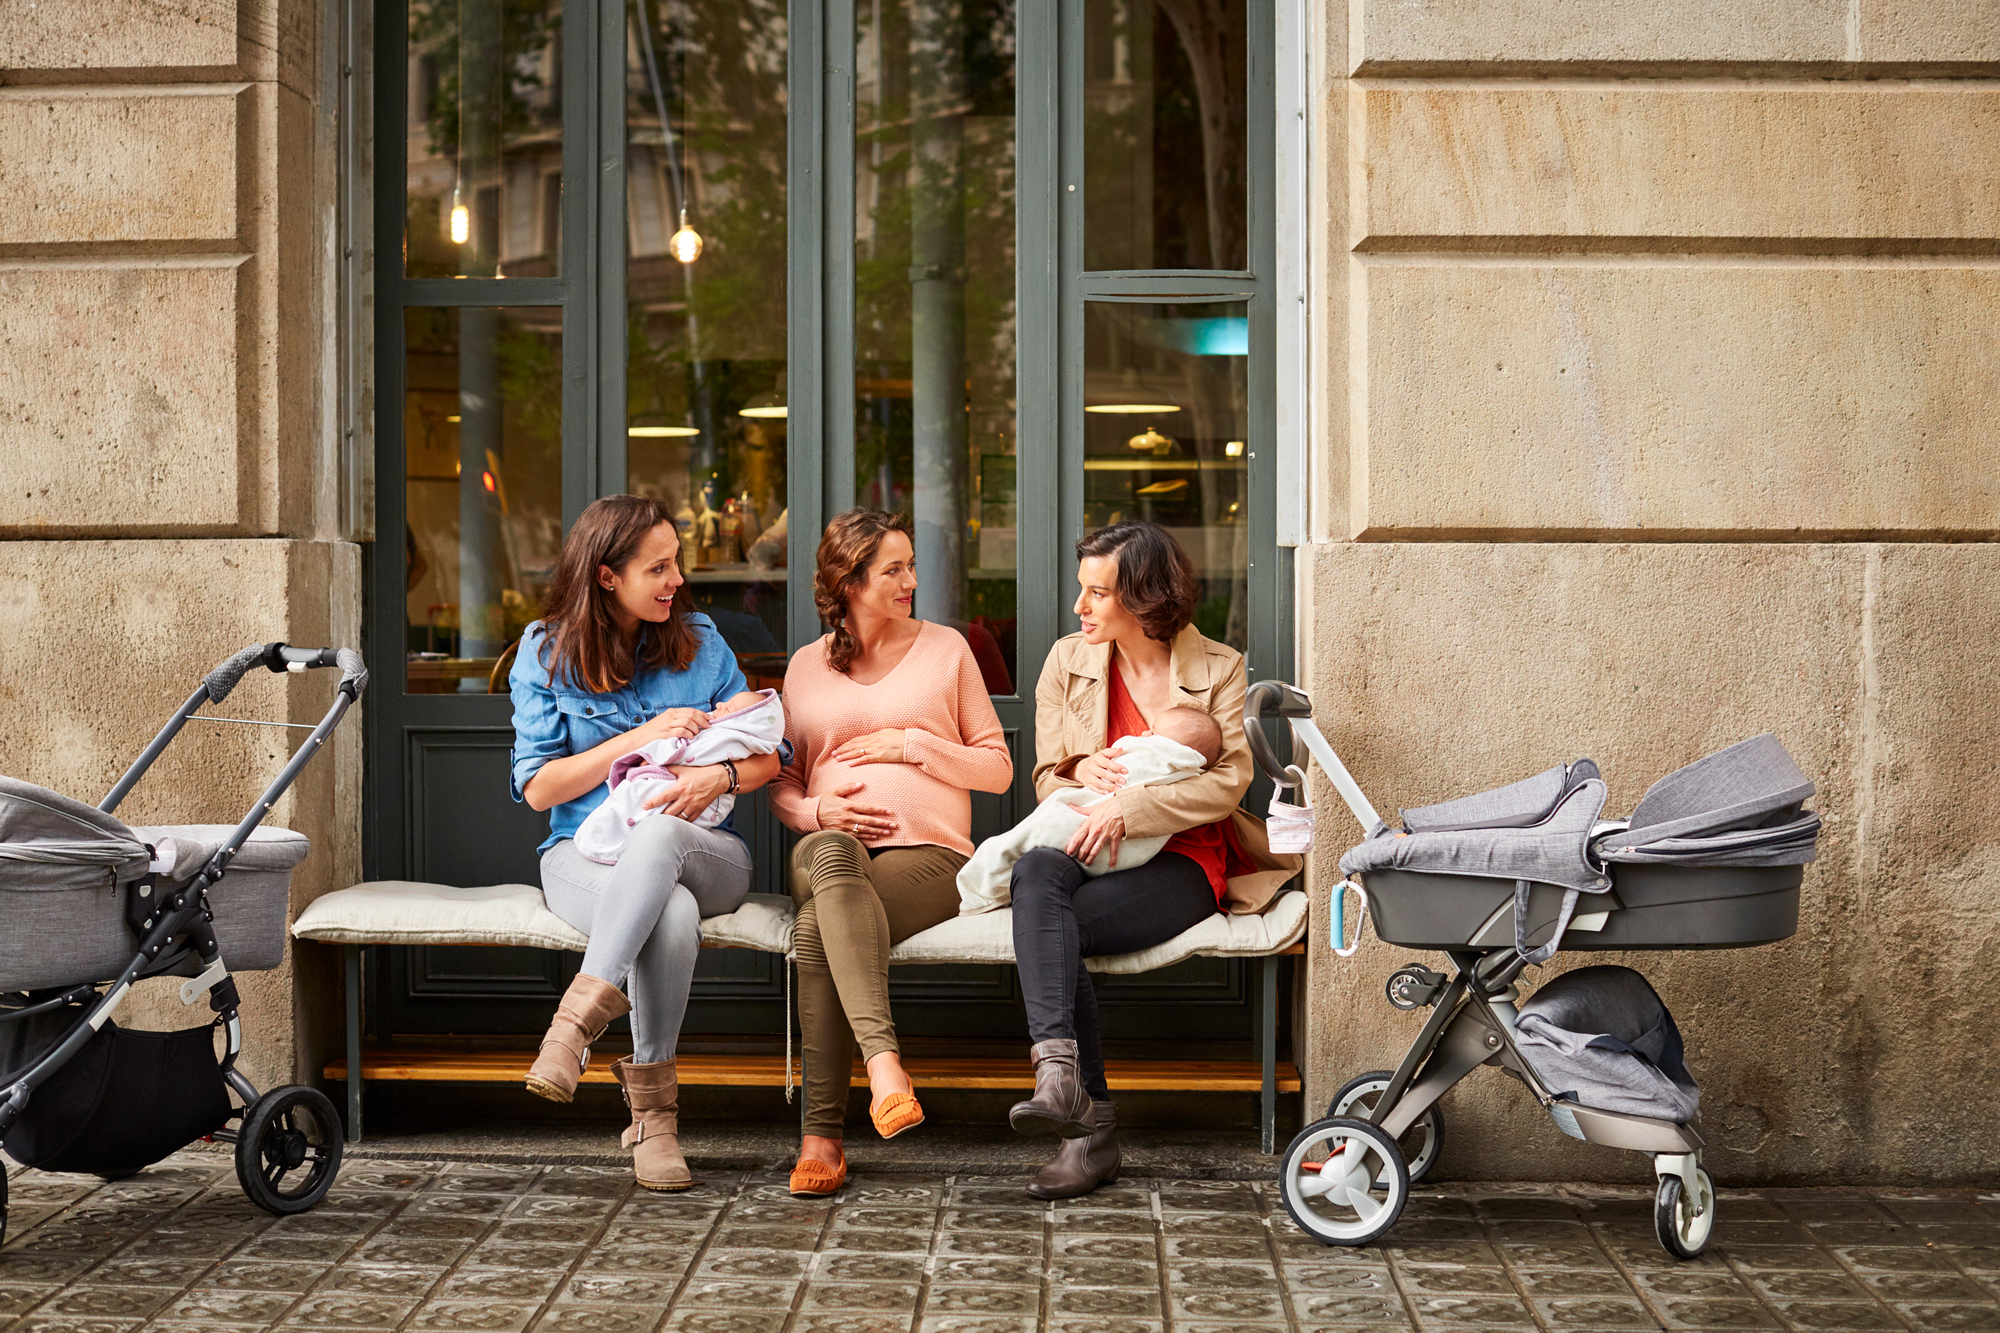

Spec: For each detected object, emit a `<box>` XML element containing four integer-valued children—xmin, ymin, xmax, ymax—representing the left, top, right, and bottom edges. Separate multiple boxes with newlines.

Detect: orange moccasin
<box><xmin>870</xmin><ymin>1091</ymin><xmax>925</xmax><ymax>1140</ymax></box>
<box><xmin>788</xmin><ymin>1148</ymin><xmax>848</xmax><ymax>1198</ymax></box>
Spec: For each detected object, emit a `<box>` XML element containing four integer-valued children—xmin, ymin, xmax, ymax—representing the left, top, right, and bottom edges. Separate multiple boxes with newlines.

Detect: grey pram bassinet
<box><xmin>0</xmin><ymin>776</ymin><xmax>307</xmax><ymax>991</ymax></box>
<box><xmin>1339</xmin><ymin>734</ymin><xmax>1818</xmax><ymax>957</ymax></box>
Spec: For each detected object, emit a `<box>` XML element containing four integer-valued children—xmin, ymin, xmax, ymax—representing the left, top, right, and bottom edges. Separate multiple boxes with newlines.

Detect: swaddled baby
<box><xmin>956</xmin><ymin>706</ymin><xmax>1224</xmax><ymax>914</ymax></box>
<box><xmin>573</xmin><ymin>689</ymin><xmax>786</xmax><ymax>864</ymax></box>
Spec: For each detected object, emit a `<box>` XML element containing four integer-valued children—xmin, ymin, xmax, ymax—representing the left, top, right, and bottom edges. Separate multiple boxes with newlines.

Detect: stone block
<box><xmin>1354</xmin><ymin>0</ymin><xmax>1849</xmax><ymax>70</ymax></box>
<box><xmin>0</xmin><ymin>258</ymin><xmax>249</xmax><ymax>533</ymax></box>
<box><xmin>0</xmin><ymin>87</ymin><xmax>244</xmax><ymax>246</ymax></box>
<box><xmin>1859</xmin><ymin>1</ymin><xmax>2000</xmax><ymax>62</ymax></box>
<box><xmin>1355</xmin><ymin>263</ymin><xmax>2000</xmax><ymax>537</ymax></box>
<box><xmin>1358</xmin><ymin>87</ymin><xmax>2000</xmax><ymax>242</ymax></box>
<box><xmin>0</xmin><ymin>538</ymin><xmax>363</xmax><ymax>1090</ymax></box>
<box><xmin>0</xmin><ymin>0</ymin><xmax>319</xmax><ymax>95</ymax></box>
<box><xmin>1297</xmin><ymin>541</ymin><xmax>2000</xmax><ymax>1183</ymax></box>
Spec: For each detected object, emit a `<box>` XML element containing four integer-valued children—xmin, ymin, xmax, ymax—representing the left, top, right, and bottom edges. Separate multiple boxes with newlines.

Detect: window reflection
<box><xmin>403</xmin><ymin>307</ymin><xmax>565</xmax><ymax>693</ymax></box>
<box><xmin>1083</xmin><ymin>301</ymin><xmax>1248</xmax><ymax>649</ymax></box>
<box><xmin>624</xmin><ymin>0</ymin><xmax>791</xmax><ymax>690</ymax></box>
<box><xmin>406</xmin><ymin>0</ymin><xmax>564</xmax><ymax>279</ymax></box>
<box><xmin>1083</xmin><ymin>0</ymin><xmax>1247</xmax><ymax>273</ymax></box>
<box><xmin>855</xmin><ymin>0</ymin><xmax>1018</xmax><ymax>694</ymax></box>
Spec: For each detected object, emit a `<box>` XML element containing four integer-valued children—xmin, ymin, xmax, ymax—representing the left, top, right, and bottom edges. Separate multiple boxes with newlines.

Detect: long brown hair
<box><xmin>538</xmin><ymin>495</ymin><xmax>700</xmax><ymax>693</ymax></box>
<box><xmin>814</xmin><ymin>507</ymin><xmax>913</xmax><ymax>675</ymax></box>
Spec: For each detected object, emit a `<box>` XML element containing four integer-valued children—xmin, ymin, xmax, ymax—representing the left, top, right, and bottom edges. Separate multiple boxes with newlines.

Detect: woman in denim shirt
<box><xmin>509</xmin><ymin>495</ymin><xmax>782</xmax><ymax>1191</ymax></box>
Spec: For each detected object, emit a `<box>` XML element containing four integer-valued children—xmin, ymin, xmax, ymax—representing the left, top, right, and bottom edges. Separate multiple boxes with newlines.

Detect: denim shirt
<box><xmin>509</xmin><ymin>617</ymin><xmax>755</xmax><ymax>855</ymax></box>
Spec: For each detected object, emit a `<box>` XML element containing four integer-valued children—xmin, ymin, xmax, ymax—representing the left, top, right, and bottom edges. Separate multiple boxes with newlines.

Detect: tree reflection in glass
<box><xmin>406</xmin><ymin>0</ymin><xmax>564</xmax><ymax>279</ymax></box>
<box><xmin>854</xmin><ymin>0</ymin><xmax>1019</xmax><ymax>695</ymax></box>
<box><xmin>624</xmin><ymin>0</ymin><xmax>792</xmax><ymax>689</ymax></box>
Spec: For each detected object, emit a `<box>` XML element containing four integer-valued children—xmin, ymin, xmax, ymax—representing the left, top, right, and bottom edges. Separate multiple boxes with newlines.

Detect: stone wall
<box><xmin>0</xmin><ymin>2</ymin><xmax>358</xmax><ymax>1095</ymax></box>
<box><xmin>1299</xmin><ymin>3</ymin><xmax>2000</xmax><ymax>1181</ymax></box>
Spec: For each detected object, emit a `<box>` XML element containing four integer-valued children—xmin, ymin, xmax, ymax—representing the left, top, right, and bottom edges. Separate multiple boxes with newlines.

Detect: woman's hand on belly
<box><xmin>819</xmin><ymin>781</ymin><xmax>899</xmax><ymax>839</ymax></box>
<box><xmin>1065</xmin><ymin>799</ymin><xmax>1126</xmax><ymax>868</ymax></box>
<box><xmin>830</xmin><ymin>727</ymin><xmax>909</xmax><ymax>766</ymax></box>
<box><xmin>643</xmin><ymin>764</ymin><xmax>731</xmax><ymax>820</ymax></box>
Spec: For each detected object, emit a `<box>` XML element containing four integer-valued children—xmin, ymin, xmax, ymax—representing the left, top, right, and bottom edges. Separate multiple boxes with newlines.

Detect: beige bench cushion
<box><xmin>292</xmin><ymin>882</ymin><xmax>589</xmax><ymax>951</ymax></box>
<box><xmin>293</xmin><ymin>882</ymin><xmax>1307</xmax><ymax>971</ymax></box>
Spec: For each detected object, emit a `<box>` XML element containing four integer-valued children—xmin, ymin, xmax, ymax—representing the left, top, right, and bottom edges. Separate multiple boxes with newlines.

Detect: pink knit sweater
<box><xmin>769</xmin><ymin>621</ymin><xmax>1013</xmax><ymax>855</ymax></box>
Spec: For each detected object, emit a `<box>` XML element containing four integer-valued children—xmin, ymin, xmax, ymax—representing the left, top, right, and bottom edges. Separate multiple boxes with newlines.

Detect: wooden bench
<box><xmin>294</xmin><ymin>883</ymin><xmax>1309</xmax><ymax>1151</ymax></box>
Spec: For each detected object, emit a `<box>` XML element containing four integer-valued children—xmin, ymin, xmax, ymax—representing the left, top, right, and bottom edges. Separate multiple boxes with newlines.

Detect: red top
<box><xmin>1105</xmin><ymin>657</ymin><xmax>1236</xmax><ymax>904</ymax></box>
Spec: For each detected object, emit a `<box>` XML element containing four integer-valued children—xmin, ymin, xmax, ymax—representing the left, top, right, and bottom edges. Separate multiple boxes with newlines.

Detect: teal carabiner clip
<box><xmin>1330</xmin><ymin>877</ymin><xmax>1369</xmax><ymax>958</ymax></box>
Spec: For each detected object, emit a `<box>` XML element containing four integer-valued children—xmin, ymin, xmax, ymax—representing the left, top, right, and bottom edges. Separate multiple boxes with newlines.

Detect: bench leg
<box><xmin>345</xmin><ymin>944</ymin><xmax>363</xmax><ymax>1143</ymax></box>
<box><xmin>1259</xmin><ymin>954</ymin><xmax>1279</xmax><ymax>1154</ymax></box>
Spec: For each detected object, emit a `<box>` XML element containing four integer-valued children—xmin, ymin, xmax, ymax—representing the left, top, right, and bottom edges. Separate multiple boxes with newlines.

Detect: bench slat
<box><xmin>325</xmin><ymin>1048</ymin><xmax>1302</xmax><ymax>1094</ymax></box>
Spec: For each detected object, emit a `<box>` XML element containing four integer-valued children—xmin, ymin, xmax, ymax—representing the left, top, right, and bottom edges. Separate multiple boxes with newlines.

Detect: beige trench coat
<box><xmin>1031</xmin><ymin>625</ymin><xmax>1303</xmax><ymax>915</ymax></box>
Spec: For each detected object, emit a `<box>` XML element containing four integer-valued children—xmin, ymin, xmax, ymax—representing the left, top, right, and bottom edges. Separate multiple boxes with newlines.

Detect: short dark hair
<box><xmin>1074</xmin><ymin>521</ymin><xmax>1199</xmax><ymax>643</ymax></box>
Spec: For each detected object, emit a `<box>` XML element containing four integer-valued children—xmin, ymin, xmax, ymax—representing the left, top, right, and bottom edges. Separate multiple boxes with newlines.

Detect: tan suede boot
<box><xmin>524</xmin><ymin>973</ymin><xmax>629</xmax><ymax>1103</ymax></box>
<box><xmin>613</xmin><ymin>1057</ymin><xmax>693</xmax><ymax>1191</ymax></box>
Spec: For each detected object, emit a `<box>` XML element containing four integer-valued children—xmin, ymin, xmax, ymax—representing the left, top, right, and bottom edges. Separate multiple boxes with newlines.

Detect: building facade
<box><xmin>1</xmin><ymin>0</ymin><xmax>1995</xmax><ymax>1181</ymax></box>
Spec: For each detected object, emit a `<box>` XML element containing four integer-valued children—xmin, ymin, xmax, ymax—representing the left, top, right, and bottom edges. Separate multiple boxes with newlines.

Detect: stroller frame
<box><xmin>1</xmin><ymin>642</ymin><xmax>365</xmax><ymax>1233</ymax></box>
<box><xmin>1245</xmin><ymin>681</ymin><xmax>1727</xmax><ymax>1259</ymax></box>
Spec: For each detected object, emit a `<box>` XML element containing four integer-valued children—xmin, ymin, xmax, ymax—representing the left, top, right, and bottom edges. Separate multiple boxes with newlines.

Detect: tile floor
<box><xmin>2</xmin><ymin>1153</ymin><xmax>1996</xmax><ymax>1332</ymax></box>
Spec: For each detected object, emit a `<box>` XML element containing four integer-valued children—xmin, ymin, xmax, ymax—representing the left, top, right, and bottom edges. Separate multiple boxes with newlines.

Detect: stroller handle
<box><xmin>1244</xmin><ymin>680</ymin><xmax>1315</xmax><ymax>785</ymax></box>
<box><xmin>1244</xmin><ymin>678</ymin><xmax>1387</xmax><ymax>835</ymax></box>
<box><xmin>102</xmin><ymin>644</ymin><xmax>368</xmax><ymax>814</ymax></box>
<box><xmin>205</xmin><ymin>643</ymin><xmax>370</xmax><ymax>704</ymax></box>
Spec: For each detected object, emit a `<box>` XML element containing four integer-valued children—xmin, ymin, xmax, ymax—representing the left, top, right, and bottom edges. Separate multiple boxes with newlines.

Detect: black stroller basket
<box><xmin>1244</xmin><ymin>680</ymin><xmax>1817</xmax><ymax>1261</ymax></box>
<box><xmin>1</xmin><ymin>643</ymin><xmax>366</xmax><ymax>1239</ymax></box>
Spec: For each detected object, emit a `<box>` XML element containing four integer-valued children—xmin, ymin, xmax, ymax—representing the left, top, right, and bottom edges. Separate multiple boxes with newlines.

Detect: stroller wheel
<box><xmin>235</xmin><ymin>1086</ymin><xmax>343</xmax><ymax>1216</ymax></box>
<box><xmin>1329</xmin><ymin>1070</ymin><xmax>1445</xmax><ymax>1186</ymax></box>
<box><xmin>1278</xmin><ymin>1117</ymin><xmax>1408</xmax><ymax>1247</ymax></box>
<box><xmin>1654</xmin><ymin>1167</ymin><xmax>1716</xmax><ymax>1260</ymax></box>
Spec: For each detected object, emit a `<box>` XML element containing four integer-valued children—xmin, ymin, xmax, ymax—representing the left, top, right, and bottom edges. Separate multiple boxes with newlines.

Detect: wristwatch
<box><xmin>722</xmin><ymin>758</ymin><xmax>740</xmax><ymax>794</ymax></box>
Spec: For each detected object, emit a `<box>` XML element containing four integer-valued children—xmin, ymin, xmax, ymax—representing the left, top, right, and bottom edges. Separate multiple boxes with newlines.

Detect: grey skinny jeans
<box><xmin>540</xmin><ymin>815</ymin><xmax>752</xmax><ymax>1063</ymax></box>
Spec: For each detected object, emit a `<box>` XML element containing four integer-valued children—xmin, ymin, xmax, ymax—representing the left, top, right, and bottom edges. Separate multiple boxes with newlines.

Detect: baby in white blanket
<box><xmin>573</xmin><ymin>689</ymin><xmax>786</xmax><ymax>864</ymax></box>
<box><xmin>957</xmin><ymin>706</ymin><xmax>1224</xmax><ymax>914</ymax></box>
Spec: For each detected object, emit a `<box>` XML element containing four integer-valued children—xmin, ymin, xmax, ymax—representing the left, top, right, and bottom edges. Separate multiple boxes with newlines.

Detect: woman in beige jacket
<box><xmin>1005</xmin><ymin>521</ymin><xmax>1299</xmax><ymax>1198</ymax></box>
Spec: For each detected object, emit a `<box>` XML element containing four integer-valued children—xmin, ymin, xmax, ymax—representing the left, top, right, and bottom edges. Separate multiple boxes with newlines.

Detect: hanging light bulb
<box><xmin>669</xmin><ymin>208</ymin><xmax>703</xmax><ymax>265</ymax></box>
<box><xmin>449</xmin><ymin>190</ymin><xmax>470</xmax><ymax>246</ymax></box>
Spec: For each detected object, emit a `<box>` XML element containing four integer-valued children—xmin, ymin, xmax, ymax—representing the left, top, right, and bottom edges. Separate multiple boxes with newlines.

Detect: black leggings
<box><xmin>1009</xmin><ymin>847</ymin><xmax>1219</xmax><ymax>1100</ymax></box>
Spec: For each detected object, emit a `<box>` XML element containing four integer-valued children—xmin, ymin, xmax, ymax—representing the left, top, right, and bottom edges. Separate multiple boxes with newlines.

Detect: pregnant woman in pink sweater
<box><xmin>768</xmin><ymin>508</ymin><xmax>1013</xmax><ymax>1195</ymax></box>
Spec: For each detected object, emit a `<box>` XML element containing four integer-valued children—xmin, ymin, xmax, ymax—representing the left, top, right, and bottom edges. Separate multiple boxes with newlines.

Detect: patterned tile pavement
<box><xmin>3</xmin><ymin>1152</ymin><xmax>1997</xmax><ymax>1332</ymax></box>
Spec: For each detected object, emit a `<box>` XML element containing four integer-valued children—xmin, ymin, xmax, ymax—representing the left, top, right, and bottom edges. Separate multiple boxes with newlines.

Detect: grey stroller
<box><xmin>1244</xmin><ymin>681</ymin><xmax>1817</xmax><ymax>1259</ymax></box>
<box><xmin>1</xmin><ymin>643</ymin><xmax>366</xmax><ymax>1242</ymax></box>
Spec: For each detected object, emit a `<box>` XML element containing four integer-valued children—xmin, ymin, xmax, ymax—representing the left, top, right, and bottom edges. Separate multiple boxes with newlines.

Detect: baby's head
<box><xmin>1152</xmin><ymin>706</ymin><xmax>1223</xmax><ymax>768</ymax></box>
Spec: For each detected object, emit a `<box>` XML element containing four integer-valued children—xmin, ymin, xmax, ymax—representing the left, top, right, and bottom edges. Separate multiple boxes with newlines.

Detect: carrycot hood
<box><xmin>1595</xmin><ymin>734</ymin><xmax>1818</xmax><ymax>864</ymax></box>
<box><xmin>1341</xmin><ymin>777</ymin><xmax>1611</xmax><ymax>895</ymax></box>
<box><xmin>0</xmin><ymin>775</ymin><xmax>150</xmax><ymax>890</ymax></box>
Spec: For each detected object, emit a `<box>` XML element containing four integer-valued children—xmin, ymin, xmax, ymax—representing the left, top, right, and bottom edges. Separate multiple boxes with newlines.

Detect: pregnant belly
<box><xmin>811</xmin><ymin>759</ymin><xmax>969</xmax><ymax>843</ymax></box>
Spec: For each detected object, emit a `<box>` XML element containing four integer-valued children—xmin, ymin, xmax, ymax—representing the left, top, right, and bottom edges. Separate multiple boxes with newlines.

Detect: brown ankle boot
<box><xmin>1027</xmin><ymin>1100</ymin><xmax>1120</xmax><ymax>1200</ymax></box>
<box><xmin>613</xmin><ymin>1057</ymin><xmax>692</xmax><ymax>1192</ymax></box>
<box><xmin>1008</xmin><ymin>1039</ymin><xmax>1093</xmax><ymax>1138</ymax></box>
<box><xmin>524</xmin><ymin>973</ymin><xmax>629</xmax><ymax>1103</ymax></box>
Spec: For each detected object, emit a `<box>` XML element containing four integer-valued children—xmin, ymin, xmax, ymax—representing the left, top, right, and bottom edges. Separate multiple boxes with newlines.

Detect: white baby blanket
<box><xmin>956</xmin><ymin>732</ymin><xmax>1207</xmax><ymax>914</ymax></box>
<box><xmin>573</xmin><ymin>689</ymin><xmax>786</xmax><ymax>864</ymax></box>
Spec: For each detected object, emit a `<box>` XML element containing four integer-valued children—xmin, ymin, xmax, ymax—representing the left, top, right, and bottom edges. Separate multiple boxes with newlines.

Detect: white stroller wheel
<box><xmin>1330</xmin><ymin>1070</ymin><xmax>1445</xmax><ymax>1186</ymax></box>
<box><xmin>1654</xmin><ymin>1167</ymin><xmax>1716</xmax><ymax>1260</ymax></box>
<box><xmin>1278</xmin><ymin>1117</ymin><xmax>1408</xmax><ymax>1247</ymax></box>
